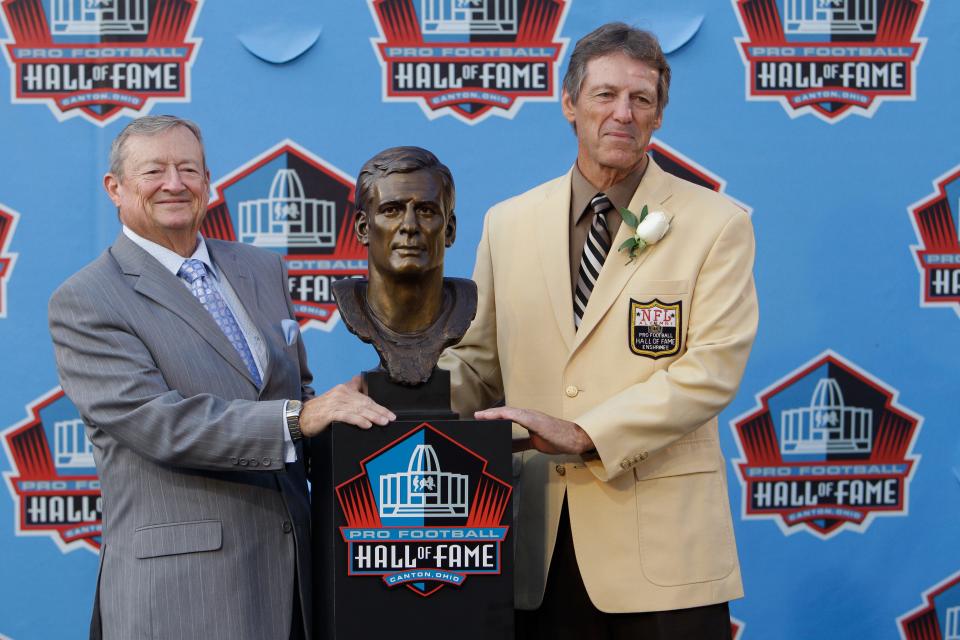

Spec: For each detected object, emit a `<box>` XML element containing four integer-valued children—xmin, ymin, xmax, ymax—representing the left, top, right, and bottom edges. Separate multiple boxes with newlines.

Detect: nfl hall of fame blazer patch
<box><xmin>629</xmin><ymin>298</ymin><xmax>681</xmax><ymax>359</ymax></box>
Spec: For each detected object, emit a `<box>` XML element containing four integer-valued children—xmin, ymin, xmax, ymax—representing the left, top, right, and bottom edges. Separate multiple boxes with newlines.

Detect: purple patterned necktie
<box><xmin>178</xmin><ymin>259</ymin><xmax>262</xmax><ymax>387</ymax></box>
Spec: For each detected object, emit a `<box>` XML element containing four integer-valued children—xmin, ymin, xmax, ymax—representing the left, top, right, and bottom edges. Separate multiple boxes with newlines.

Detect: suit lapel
<box><xmin>207</xmin><ymin>241</ymin><xmax>277</xmax><ymax>384</ymax></box>
<box><xmin>535</xmin><ymin>173</ymin><xmax>576</xmax><ymax>352</ymax></box>
<box><xmin>572</xmin><ymin>158</ymin><xmax>675</xmax><ymax>354</ymax></box>
<box><xmin>111</xmin><ymin>234</ymin><xmax>259</xmax><ymax>387</ymax></box>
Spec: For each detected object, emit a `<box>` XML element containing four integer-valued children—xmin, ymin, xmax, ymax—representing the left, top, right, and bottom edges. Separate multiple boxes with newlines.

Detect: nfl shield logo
<box><xmin>629</xmin><ymin>298</ymin><xmax>681</xmax><ymax>358</ymax></box>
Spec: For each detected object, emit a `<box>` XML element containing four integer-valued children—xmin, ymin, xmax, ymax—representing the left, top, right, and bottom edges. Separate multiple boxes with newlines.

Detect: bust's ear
<box><xmin>354</xmin><ymin>210</ymin><xmax>370</xmax><ymax>246</ymax></box>
<box><xmin>445</xmin><ymin>212</ymin><xmax>457</xmax><ymax>247</ymax></box>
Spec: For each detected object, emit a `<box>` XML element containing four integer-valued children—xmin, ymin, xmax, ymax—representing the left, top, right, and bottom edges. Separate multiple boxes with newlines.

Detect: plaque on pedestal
<box><xmin>311</xmin><ymin>398</ymin><xmax>514</xmax><ymax>638</ymax></box>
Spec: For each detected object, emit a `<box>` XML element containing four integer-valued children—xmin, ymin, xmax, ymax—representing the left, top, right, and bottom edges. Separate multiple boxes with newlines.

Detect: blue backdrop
<box><xmin>1</xmin><ymin>1</ymin><xmax>958</xmax><ymax>638</ymax></box>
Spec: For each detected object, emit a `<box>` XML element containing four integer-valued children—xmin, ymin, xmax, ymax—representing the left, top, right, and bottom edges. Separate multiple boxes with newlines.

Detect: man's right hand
<box><xmin>299</xmin><ymin>375</ymin><xmax>395</xmax><ymax>437</ymax></box>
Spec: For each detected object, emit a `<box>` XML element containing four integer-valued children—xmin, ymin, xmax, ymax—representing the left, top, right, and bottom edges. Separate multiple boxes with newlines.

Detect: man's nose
<box><xmin>399</xmin><ymin>203</ymin><xmax>418</xmax><ymax>234</ymax></box>
<box><xmin>160</xmin><ymin>165</ymin><xmax>186</xmax><ymax>191</ymax></box>
<box><xmin>612</xmin><ymin>94</ymin><xmax>634</xmax><ymax>123</ymax></box>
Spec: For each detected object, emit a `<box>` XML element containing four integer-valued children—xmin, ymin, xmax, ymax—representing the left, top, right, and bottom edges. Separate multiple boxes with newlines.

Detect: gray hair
<box><xmin>562</xmin><ymin>22</ymin><xmax>671</xmax><ymax>115</ymax></box>
<box><xmin>108</xmin><ymin>115</ymin><xmax>206</xmax><ymax>178</ymax></box>
<box><xmin>355</xmin><ymin>146</ymin><xmax>455</xmax><ymax>217</ymax></box>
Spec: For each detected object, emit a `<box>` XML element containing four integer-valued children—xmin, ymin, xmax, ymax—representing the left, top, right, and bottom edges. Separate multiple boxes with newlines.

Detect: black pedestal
<box><xmin>311</xmin><ymin>371</ymin><xmax>514</xmax><ymax>639</ymax></box>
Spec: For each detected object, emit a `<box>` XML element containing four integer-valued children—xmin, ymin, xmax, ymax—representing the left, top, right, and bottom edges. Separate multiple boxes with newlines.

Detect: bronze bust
<box><xmin>333</xmin><ymin>146</ymin><xmax>477</xmax><ymax>386</ymax></box>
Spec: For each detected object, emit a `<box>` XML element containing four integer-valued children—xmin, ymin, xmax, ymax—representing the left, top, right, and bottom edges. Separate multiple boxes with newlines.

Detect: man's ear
<box><xmin>445</xmin><ymin>212</ymin><xmax>457</xmax><ymax>247</ymax></box>
<box><xmin>561</xmin><ymin>89</ymin><xmax>577</xmax><ymax>126</ymax></box>
<box><xmin>354</xmin><ymin>210</ymin><xmax>370</xmax><ymax>246</ymax></box>
<box><xmin>104</xmin><ymin>173</ymin><xmax>122</xmax><ymax>207</ymax></box>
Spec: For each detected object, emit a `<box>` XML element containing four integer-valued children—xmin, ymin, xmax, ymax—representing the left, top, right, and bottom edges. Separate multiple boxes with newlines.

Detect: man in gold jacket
<box><xmin>440</xmin><ymin>22</ymin><xmax>758</xmax><ymax>639</ymax></box>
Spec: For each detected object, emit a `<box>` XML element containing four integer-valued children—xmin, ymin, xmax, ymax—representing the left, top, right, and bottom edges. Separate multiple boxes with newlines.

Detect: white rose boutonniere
<box><xmin>618</xmin><ymin>205</ymin><xmax>672</xmax><ymax>264</ymax></box>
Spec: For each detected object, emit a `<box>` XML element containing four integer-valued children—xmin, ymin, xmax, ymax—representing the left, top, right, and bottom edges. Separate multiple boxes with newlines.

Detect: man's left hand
<box><xmin>474</xmin><ymin>406</ymin><xmax>594</xmax><ymax>455</ymax></box>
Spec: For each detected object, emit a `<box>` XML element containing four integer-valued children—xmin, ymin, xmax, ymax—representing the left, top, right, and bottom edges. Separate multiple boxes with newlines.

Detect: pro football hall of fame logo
<box><xmin>336</xmin><ymin>423</ymin><xmax>511</xmax><ymax>597</ymax></box>
<box><xmin>899</xmin><ymin>570</ymin><xmax>960</xmax><ymax>640</ymax></box>
<box><xmin>2</xmin><ymin>388</ymin><xmax>101</xmax><ymax>553</ymax></box>
<box><xmin>368</xmin><ymin>0</ymin><xmax>569</xmax><ymax>124</ymax></box>
<box><xmin>733</xmin><ymin>0</ymin><xmax>927</xmax><ymax>122</ymax></box>
<box><xmin>731</xmin><ymin>351</ymin><xmax>921</xmax><ymax>538</ymax></box>
<box><xmin>202</xmin><ymin>140</ymin><xmax>366</xmax><ymax>333</ymax></box>
<box><xmin>1</xmin><ymin>0</ymin><xmax>202</xmax><ymax>125</ymax></box>
<box><xmin>0</xmin><ymin>201</ymin><xmax>18</xmax><ymax>318</ymax></box>
<box><xmin>908</xmin><ymin>165</ymin><xmax>960</xmax><ymax>316</ymax></box>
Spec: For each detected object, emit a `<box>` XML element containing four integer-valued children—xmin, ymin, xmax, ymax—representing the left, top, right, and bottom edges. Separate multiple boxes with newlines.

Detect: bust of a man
<box><xmin>332</xmin><ymin>146</ymin><xmax>477</xmax><ymax>386</ymax></box>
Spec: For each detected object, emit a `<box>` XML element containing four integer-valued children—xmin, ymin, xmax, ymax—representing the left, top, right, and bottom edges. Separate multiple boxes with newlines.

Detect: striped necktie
<box><xmin>574</xmin><ymin>193</ymin><xmax>613</xmax><ymax>329</ymax></box>
<box><xmin>178</xmin><ymin>259</ymin><xmax>263</xmax><ymax>387</ymax></box>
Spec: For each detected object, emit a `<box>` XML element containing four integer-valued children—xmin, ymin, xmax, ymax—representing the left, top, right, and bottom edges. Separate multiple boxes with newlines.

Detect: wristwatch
<box><xmin>285</xmin><ymin>400</ymin><xmax>303</xmax><ymax>441</ymax></box>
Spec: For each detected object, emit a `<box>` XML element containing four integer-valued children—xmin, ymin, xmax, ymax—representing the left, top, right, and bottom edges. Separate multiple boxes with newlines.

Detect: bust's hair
<box><xmin>109</xmin><ymin>114</ymin><xmax>206</xmax><ymax>178</ymax></box>
<box><xmin>562</xmin><ymin>22</ymin><xmax>670</xmax><ymax>116</ymax></box>
<box><xmin>355</xmin><ymin>146</ymin><xmax>455</xmax><ymax>217</ymax></box>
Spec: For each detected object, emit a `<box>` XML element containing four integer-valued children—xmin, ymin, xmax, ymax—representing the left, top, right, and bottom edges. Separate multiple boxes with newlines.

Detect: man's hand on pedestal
<box><xmin>475</xmin><ymin>406</ymin><xmax>595</xmax><ymax>455</ymax></box>
<box><xmin>299</xmin><ymin>375</ymin><xmax>396</xmax><ymax>437</ymax></box>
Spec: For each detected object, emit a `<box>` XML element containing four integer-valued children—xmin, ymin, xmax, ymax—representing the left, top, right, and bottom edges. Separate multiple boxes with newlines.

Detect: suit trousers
<box><xmin>514</xmin><ymin>497</ymin><xmax>732</xmax><ymax>640</ymax></box>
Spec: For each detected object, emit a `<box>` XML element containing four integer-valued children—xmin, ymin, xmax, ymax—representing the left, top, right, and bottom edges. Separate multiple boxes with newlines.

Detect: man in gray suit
<box><xmin>48</xmin><ymin>115</ymin><xmax>394</xmax><ymax>640</ymax></box>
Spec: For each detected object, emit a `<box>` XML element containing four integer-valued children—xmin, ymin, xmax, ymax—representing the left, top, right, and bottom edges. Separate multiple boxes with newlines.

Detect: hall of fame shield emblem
<box><xmin>908</xmin><ymin>164</ymin><xmax>960</xmax><ymax>316</ymax></box>
<box><xmin>731</xmin><ymin>350</ymin><xmax>921</xmax><ymax>539</ymax></box>
<box><xmin>336</xmin><ymin>422</ymin><xmax>511</xmax><ymax>597</ymax></box>
<box><xmin>2</xmin><ymin>387</ymin><xmax>101</xmax><ymax>554</ymax></box>
<box><xmin>201</xmin><ymin>140</ymin><xmax>366</xmax><ymax>333</ymax></box>
<box><xmin>368</xmin><ymin>0</ymin><xmax>570</xmax><ymax>124</ymax></box>
<box><xmin>1</xmin><ymin>0</ymin><xmax>203</xmax><ymax>125</ymax></box>
<box><xmin>732</xmin><ymin>0</ymin><xmax>927</xmax><ymax>122</ymax></box>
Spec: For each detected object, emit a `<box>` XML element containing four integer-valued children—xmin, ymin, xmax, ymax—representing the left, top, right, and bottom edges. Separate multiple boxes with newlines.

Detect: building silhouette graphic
<box><xmin>50</xmin><ymin>0</ymin><xmax>150</xmax><ymax>36</ymax></box>
<box><xmin>420</xmin><ymin>0</ymin><xmax>518</xmax><ymax>35</ymax></box>
<box><xmin>239</xmin><ymin>168</ymin><xmax>336</xmax><ymax>249</ymax></box>
<box><xmin>780</xmin><ymin>377</ymin><xmax>873</xmax><ymax>455</ymax></box>
<box><xmin>54</xmin><ymin>418</ymin><xmax>94</xmax><ymax>468</ymax></box>
<box><xmin>783</xmin><ymin>0</ymin><xmax>877</xmax><ymax>35</ymax></box>
<box><xmin>379</xmin><ymin>444</ymin><xmax>469</xmax><ymax>518</ymax></box>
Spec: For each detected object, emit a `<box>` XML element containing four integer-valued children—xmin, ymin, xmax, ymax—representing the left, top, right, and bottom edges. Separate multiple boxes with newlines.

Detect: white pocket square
<box><xmin>281</xmin><ymin>319</ymin><xmax>300</xmax><ymax>346</ymax></box>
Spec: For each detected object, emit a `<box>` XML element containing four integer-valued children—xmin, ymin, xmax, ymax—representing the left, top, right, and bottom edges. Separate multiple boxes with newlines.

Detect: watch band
<box><xmin>285</xmin><ymin>400</ymin><xmax>303</xmax><ymax>441</ymax></box>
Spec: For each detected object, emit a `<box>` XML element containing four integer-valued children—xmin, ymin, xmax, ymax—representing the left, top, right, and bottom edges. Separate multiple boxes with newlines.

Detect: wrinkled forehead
<box><xmin>122</xmin><ymin>127</ymin><xmax>205</xmax><ymax>169</ymax></box>
<box><xmin>581</xmin><ymin>52</ymin><xmax>661</xmax><ymax>92</ymax></box>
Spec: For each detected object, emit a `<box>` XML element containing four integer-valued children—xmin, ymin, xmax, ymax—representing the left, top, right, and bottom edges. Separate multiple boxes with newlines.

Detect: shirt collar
<box><xmin>570</xmin><ymin>157</ymin><xmax>648</xmax><ymax>224</ymax></box>
<box><xmin>122</xmin><ymin>226</ymin><xmax>217</xmax><ymax>280</ymax></box>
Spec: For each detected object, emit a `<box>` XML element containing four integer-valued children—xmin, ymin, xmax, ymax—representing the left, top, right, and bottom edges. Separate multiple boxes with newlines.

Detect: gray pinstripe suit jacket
<box><xmin>49</xmin><ymin>233</ymin><xmax>314</xmax><ymax>640</ymax></box>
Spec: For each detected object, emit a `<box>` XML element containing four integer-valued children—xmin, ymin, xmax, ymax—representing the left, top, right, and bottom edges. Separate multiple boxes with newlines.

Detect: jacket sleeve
<box><xmin>578</xmin><ymin>209</ymin><xmax>759</xmax><ymax>481</ymax></box>
<box><xmin>48</xmin><ymin>268</ymin><xmax>291</xmax><ymax>473</ymax></box>
<box><xmin>440</xmin><ymin>207</ymin><xmax>506</xmax><ymax>419</ymax></box>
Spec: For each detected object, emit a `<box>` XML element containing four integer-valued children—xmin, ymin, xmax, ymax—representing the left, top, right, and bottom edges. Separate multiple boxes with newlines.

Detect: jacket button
<box><xmin>262</xmin><ymin>457</ymin><xmax>272</xmax><ymax>466</ymax></box>
<box><xmin>620</xmin><ymin>460</ymin><xmax>631</xmax><ymax>469</ymax></box>
<box><xmin>555</xmin><ymin>464</ymin><xmax>566</xmax><ymax>476</ymax></box>
<box><xmin>639</xmin><ymin>451</ymin><xmax>648</xmax><ymax>461</ymax></box>
<box><xmin>565</xmin><ymin>385</ymin><xmax>579</xmax><ymax>398</ymax></box>
<box><xmin>282</xmin><ymin>521</ymin><xmax>293</xmax><ymax>533</ymax></box>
